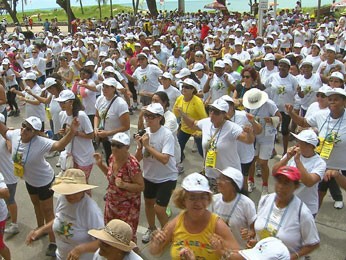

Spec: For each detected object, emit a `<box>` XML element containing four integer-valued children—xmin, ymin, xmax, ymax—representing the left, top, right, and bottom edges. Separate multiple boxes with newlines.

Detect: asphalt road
<box><xmin>3</xmin><ymin>102</ymin><xmax>346</xmax><ymax>260</ymax></box>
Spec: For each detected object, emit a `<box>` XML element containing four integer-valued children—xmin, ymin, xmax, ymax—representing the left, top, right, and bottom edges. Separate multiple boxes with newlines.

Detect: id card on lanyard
<box><xmin>204</xmin><ymin>122</ymin><xmax>224</xmax><ymax>169</ymax></box>
<box><xmin>13</xmin><ymin>139</ymin><xmax>32</xmax><ymax>178</ymax></box>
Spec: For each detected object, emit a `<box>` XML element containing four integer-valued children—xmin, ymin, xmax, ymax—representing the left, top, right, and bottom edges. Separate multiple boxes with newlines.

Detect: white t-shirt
<box><xmin>197</xmin><ymin>118</ymin><xmax>243</xmax><ymax>178</ymax></box>
<box><xmin>255</xmin><ymin>194</ymin><xmax>320</xmax><ymax>254</ymax></box>
<box><xmin>286</xmin><ymin>154</ymin><xmax>326</xmax><ymax>215</ymax></box>
<box><xmin>133</xmin><ymin>64</ymin><xmax>163</xmax><ymax>94</ymax></box>
<box><xmin>265</xmin><ymin>73</ymin><xmax>298</xmax><ymax>113</ymax></box>
<box><xmin>24</xmin><ymin>84</ymin><xmax>46</xmax><ymax>121</ymax></box>
<box><xmin>82</xmin><ymin>79</ymin><xmax>97</xmax><ymax>116</ymax></box>
<box><xmin>209</xmin><ymin>73</ymin><xmax>235</xmax><ymax>103</ymax></box>
<box><xmin>7</xmin><ymin>129</ymin><xmax>54</xmax><ymax>187</ymax></box>
<box><xmin>316</xmin><ymin>59</ymin><xmax>346</xmax><ymax>76</ymax></box>
<box><xmin>278</xmin><ymin>32</ymin><xmax>293</xmax><ymax>49</ymax></box>
<box><xmin>305</xmin><ymin>55</ymin><xmax>322</xmax><ymax>73</ymax></box>
<box><xmin>0</xmin><ymin>135</ymin><xmax>17</xmax><ymax>185</ymax></box>
<box><xmin>166</xmin><ymin>56</ymin><xmax>187</xmax><ymax>74</ymax></box>
<box><xmin>230</xmin><ymin>110</ymin><xmax>255</xmax><ymax>164</ymax></box>
<box><xmin>142</xmin><ymin>126</ymin><xmax>178</xmax><ymax>183</ymax></box>
<box><xmin>53</xmin><ymin>195</ymin><xmax>104</xmax><ymax>260</ymax></box>
<box><xmin>60</xmin><ymin>111</ymin><xmax>94</xmax><ymax>166</ymax></box>
<box><xmin>92</xmin><ymin>249</ymin><xmax>143</xmax><ymax>260</ymax></box>
<box><xmin>164</xmin><ymin>110</ymin><xmax>181</xmax><ymax>163</ymax></box>
<box><xmin>211</xmin><ymin>193</ymin><xmax>256</xmax><ymax>247</ymax></box>
<box><xmin>28</xmin><ymin>56</ymin><xmax>46</xmax><ymax>76</ymax></box>
<box><xmin>95</xmin><ymin>95</ymin><xmax>129</xmax><ymax>141</ymax></box>
<box><xmin>156</xmin><ymin>85</ymin><xmax>182</xmax><ymax>111</ymax></box>
<box><xmin>49</xmin><ymin>94</ymin><xmax>62</xmax><ymax>134</ymax></box>
<box><xmin>295</xmin><ymin>73</ymin><xmax>322</xmax><ymax>110</ymax></box>
<box><xmin>250</xmin><ymin>99</ymin><xmax>279</xmax><ymax>144</ymax></box>
<box><xmin>307</xmin><ymin>109</ymin><xmax>346</xmax><ymax>170</ymax></box>
<box><xmin>259</xmin><ymin>66</ymin><xmax>279</xmax><ymax>85</ymax></box>
<box><xmin>0</xmin><ymin>173</ymin><xmax>8</xmax><ymax>221</ymax></box>
<box><xmin>304</xmin><ymin>102</ymin><xmax>329</xmax><ymax>119</ymax></box>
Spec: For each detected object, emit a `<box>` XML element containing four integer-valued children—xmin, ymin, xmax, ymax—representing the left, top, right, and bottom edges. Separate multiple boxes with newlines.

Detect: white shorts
<box><xmin>255</xmin><ymin>142</ymin><xmax>274</xmax><ymax>160</ymax></box>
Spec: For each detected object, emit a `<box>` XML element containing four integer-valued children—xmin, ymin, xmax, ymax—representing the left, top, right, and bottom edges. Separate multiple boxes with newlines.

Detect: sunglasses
<box><xmin>21</xmin><ymin>122</ymin><xmax>34</xmax><ymax>132</ymax></box>
<box><xmin>111</xmin><ymin>142</ymin><xmax>126</xmax><ymax>149</ymax></box>
<box><xmin>143</xmin><ymin>113</ymin><xmax>159</xmax><ymax>120</ymax></box>
<box><xmin>182</xmin><ymin>84</ymin><xmax>194</xmax><ymax>90</ymax></box>
<box><xmin>243</xmin><ymin>75</ymin><xmax>251</xmax><ymax>79</ymax></box>
<box><xmin>209</xmin><ymin>107</ymin><xmax>222</xmax><ymax>115</ymax></box>
<box><xmin>32</xmin><ymin>51</ymin><xmax>38</xmax><ymax>54</ymax></box>
<box><xmin>316</xmin><ymin>93</ymin><xmax>326</xmax><ymax>98</ymax></box>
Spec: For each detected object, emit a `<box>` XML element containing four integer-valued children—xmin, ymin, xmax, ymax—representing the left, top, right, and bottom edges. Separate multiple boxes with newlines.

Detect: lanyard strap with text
<box><xmin>264</xmin><ymin>196</ymin><xmax>291</xmax><ymax>236</ymax></box>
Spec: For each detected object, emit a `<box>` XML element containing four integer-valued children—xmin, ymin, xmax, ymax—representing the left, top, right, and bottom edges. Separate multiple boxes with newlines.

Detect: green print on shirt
<box><xmin>57</xmin><ymin>221</ymin><xmax>74</xmax><ymax>239</ymax></box>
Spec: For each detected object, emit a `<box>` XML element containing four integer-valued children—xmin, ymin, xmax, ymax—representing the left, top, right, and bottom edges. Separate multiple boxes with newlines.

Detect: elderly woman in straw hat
<box><xmin>94</xmin><ymin>132</ymin><xmax>144</xmax><ymax>242</ymax></box>
<box><xmin>89</xmin><ymin>219</ymin><xmax>143</xmax><ymax>260</ymax></box>
<box><xmin>26</xmin><ymin>169</ymin><xmax>104</xmax><ymax>260</ymax></box>
<box><xmin>150</xmin><ymin>173</ymin><xmax>239</xmax><ymax>260</ymax></box>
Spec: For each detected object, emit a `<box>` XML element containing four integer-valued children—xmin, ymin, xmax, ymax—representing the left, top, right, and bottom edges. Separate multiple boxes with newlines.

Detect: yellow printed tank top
<box><xmin>170</xmin><ymin>212</ymin><xmax>219</xmax><ymax>260</ymax></box>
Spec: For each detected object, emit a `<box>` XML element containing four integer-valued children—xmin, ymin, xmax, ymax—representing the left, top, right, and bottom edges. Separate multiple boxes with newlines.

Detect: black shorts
<box><xmin>143</xmin><ymin>179</ymin><xmax>176</xmax><ymax>207</ymax></box>
<box><xmin>241</xmin><ymin>160</ymin><xmax>253</xmax><ymax>177</ymax></box>
<box><xmin>25</xmin><ymin>178</ymin><xmax>54</xmax><ymax>201</ymax></box>
<box><xmin>280</xmin><ymin>112</ymin><xmax>291</xmax><ymax>136</ymax></box>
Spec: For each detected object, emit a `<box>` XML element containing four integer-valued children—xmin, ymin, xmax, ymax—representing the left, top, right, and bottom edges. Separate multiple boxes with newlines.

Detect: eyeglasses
<box><xmin>316</xmin><ymin>93</ymin><xmax>326</xmax><ymax>98</ymax></box>
<box><xmin>21</xmin><ymin>123</ymin><xmax>34</xmax><ymax>132</ymax></box>
<box><xmin>111</xmin><ymin>142</ymin><xmax>126</xmax><ymax>149</ymax></box>
<box><xmin>186</xmin><ymin>194</ymin><xmax>209</xmax><ymax>201</ymax></box>
<box><xmin>182</xmin><ymin>84</ymin><xmax>194</xmax><ymax>90</ymax></box>
<box><xmin>209</xmin><ymin>107</ymin><xmax>222</xmax><ymax>115</ymax></box>
<box><xmin>143</xmin><ymin>113</ymin><xmax>159</xmax><ymax>120</ymax></box>
<box><xmin>243</xmin><ymin>75</ymin><xmax>251</xmax><ymax>79</ymax></box>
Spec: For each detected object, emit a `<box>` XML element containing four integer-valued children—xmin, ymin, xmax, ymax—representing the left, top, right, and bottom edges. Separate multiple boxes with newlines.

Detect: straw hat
<box><xmin>88</xmin><ymin>219</ymin><xmax>137</xmax><ymax>252</ymax></box>
<box><xmin>51</xmin><ymin>169</ymin><xmax>98</xmax><ymax>195</ymax></box>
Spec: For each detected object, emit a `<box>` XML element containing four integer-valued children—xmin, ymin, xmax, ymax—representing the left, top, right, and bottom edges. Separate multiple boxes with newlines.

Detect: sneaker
<box><xmin>45</xmin><ymin>243</ymin><xmax>57</xmax><ymax>257</ymax></box>
<box><xmin>4</xmin><ymin>223</ymin><xmax>19</xmax><ymax>235</ymax></box>
<box><xmin>256</xmin><ymin>167</ymin><xmax>262</xmax><ymax>177</ymax></box>
<box><xmin>191</xmin><ymin>142</ymin><xmax>197</xmax><ymax>153</ymax></box>
<box><xmin>8</xmin><ymin>111</ymin><xmax>14</xmax><ymax>117</ymax></box>
<box><xmin>129</xmin><ymin>108</ymin><xmax>134</xmax><ymax>115</ymax></box>
<box><xmin>56</xmin><ymin>161</ymin><xmax>61</xmax><ymax>168</ymax></box>
<box><xmin>248</xmin><ymin>181</ymin><xmax>255</xmax><ymax>193</ymax></box>
<box><xmin>14</xmin><ymin>110</ymin><xmax>20</xmax><ymax>117</ymax></box>
<box><xmin>334</xmin><ymin>201</ymin><xmax>344</xmax><ymax>209</ymax></box>
<box><xmin>166</xmin><ymin>207</ymin><xmax>172</xmax><ymax>218</ymax></box>
<box><xmin>177</xmin><ymin>165</ymin><xmax>184</xmax><ymax>175</ymax></box>
<box><xmin>261</xmin><ymin>186</ymin><xmax>269</xmax><ymax>196</ymax></box>
<box><xmin>142</xmin><ymin>227</ymin><xmax>156</xmax><ymax>244</ymax></box>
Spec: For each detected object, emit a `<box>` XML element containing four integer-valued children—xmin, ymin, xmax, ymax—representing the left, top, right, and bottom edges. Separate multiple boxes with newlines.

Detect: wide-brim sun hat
<box><xmin>51</xmin><ymin>168</ymin><xmax>98</xmax><ymax>195</ymax></box>
<box><xmin>182</xmin><ymin>172</ymin><xmax>212</xmax><ymax>193</ymax></box>
<box><xmin>88</xmin><ymin>219</ymin><xmax>137</xmax><ymax>252</ymax></box>
<box><xmin>243</xmin><ymin>88</ymin><xmax>268</xmax><ymax>110</ymax></box>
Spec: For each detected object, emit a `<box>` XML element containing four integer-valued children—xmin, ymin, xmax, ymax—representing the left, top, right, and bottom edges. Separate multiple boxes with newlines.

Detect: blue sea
<box><xmin>25</xmin><ymin>0</ymin><xmax>334</xmax><ymax>13</ymax></box>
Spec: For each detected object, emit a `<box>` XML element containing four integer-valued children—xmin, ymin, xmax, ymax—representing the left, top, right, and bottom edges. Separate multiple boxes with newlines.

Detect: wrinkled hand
<box><xmin>93</xmin><ymin>153</ymin><xmax>103</xmax><ymax>165</ymax></box>
<box><xmin>151</xmin><ymin>228</ymin><xmax>167</xmax><ymax>245</ymax></box>
<box><xmin>67</xmin><ymin>246</ymin><xmax>81</xmax><ymax>260</ymax></box>
<box><xmin>209</xmin><ymin>233</ymin><xmax>224</xmax><ymax>256</ymax></box>
<box><xmin>179</xmin><ymin>247</ymin><xmax>196</xmax><ymax>260</ymax></box>
<box><xmin>240</xmin><ymin>228</ymin><xmax>250</xmax><ymax>241</ymax></box>
<box><xmin>293</xmin><ymin>146</ymin><xmax>301</xmax><ymax>162</ymax></box>
<box><xmin>324</xmin><ymin>169</ymin><xmax>341</xmax><ymax>182</ymax></box>
<box><xmin>286</xmin><ymin>146</ymin><xmax>296</xmax><ymax>159</ymax></box>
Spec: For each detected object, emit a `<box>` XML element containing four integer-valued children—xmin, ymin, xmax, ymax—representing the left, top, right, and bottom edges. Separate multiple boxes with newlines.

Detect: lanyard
<box><xmin>264</xmin><ymin>196</ymin><xmax>291</xmax><ymax>235</ymax></box>
<box><xmin>319</xmin><ymin>113</ymin><xmax>344</xmax><ymax>140</ymax></box>
<box><xmin>209</xmin><ymin>121</ymin><xmax>225</xmax><ymax>149</ymax></box>
<box><xmin>15</xmin><ymin>138</ymin><xmax>32</xmax><ymax>166</ymax></box>
<box><xmin>226</xmin><ymin>194</ymin><xmax>241</xmax><ymax>224</ymax></box>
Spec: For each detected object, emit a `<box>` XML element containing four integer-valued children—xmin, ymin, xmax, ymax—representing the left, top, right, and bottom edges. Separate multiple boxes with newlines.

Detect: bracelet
<box><xmin>221</xmin><ymin>249</ymin><xmax>235</xmax><ymax>260</ymax></box>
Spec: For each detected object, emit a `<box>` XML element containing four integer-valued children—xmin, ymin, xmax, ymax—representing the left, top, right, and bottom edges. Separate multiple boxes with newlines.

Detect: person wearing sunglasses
<box><xmin>135</xmin><ymin>103</ymin><xmax>178</xmax><ymax>244</ymax></box>
<box><xmin>94</xmin><ymin>132</ymin><xmax>144</xmax><ymax>243</ymax></box>
<box><xmin>26</xmin><ymin>47</ymin><xmax>46</xmax><ymax>85</ymax></box>
<box><xmin>0</xmin><ymin>115</ymin><xmax>79</xmax><ymax>257</ymax></box>
<box><xmin>304</xmin><ymin>85</ymin><xmax>331</xmax><ymax>119</ymax></box>
<box><xmin>179</xmin><ymin>98</ymin><xmax>255</xmax><ymax>192</ymax></box>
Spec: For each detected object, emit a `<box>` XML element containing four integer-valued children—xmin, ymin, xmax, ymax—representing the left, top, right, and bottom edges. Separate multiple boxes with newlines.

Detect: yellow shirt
<box><xmin>173</xmin><ymin>95</ymin><xmax>207</xmax><ymax>135</ymax></box>
<box><xmin>170</xmin><ymin>212</ymin><xmax>219</xmax><ymax>260</ymax></box>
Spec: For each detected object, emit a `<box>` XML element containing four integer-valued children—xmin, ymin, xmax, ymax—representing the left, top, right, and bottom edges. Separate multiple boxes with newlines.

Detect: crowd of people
<box><xmin>0</xmin><ymin>3</ymin><xmax>345</xmax><ymax>259</ymax></box>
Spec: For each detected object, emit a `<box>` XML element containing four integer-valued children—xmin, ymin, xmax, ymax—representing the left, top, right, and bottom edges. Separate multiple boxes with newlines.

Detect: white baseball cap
<box><xmin>211</xmin><ymin>167</ymin><xmax>244</xmax><ymax>190</ymax></box>
<box><xmin>239</xmin><ymin>237</ymin><xmax>290</xmax><ymax>260</ymax></box>
<box><xmin>209</xmin><ymin>98</ymin><xmax>229</xmax><ymax>113</ymax></box>
<box><xmin>99</xmin><ymin>51</ymin><xmax>107</xmax><ymax>57</ymax></box>
<box><xmin>214</xmin><ymin>60</ymin><xmax>225</xmax><ymax>68</ymax></box>
<box><xmin>291</xmin><ymin>129</ymin><xmax>319</xmax><ymax>147</ymax></box>
<box><xmin>2</xmin><ymin>59</ymin><xmax>10</xmax><ymax>65</ymax></box>
<box><xmin>23</xmin><ymin>72</ymin><xmax>37</xmax><ymax>81</ymax></box>
<box><xmin>325</xmin><ymin>87</ymin><xmax>346</xmax><ymax>97</ymax></box>
<box><xmin>55</xmin><ymin>89</ymin><xmax>76</xmax><ymax>102</ymax></box>
<box><xmin>23</xmin><ymin>61</ymin><xmax>32</xmax><ymax>68</ymax></box>
<box><xmin>103</xmin><ymin>77</ymin><xmax>118</xmax><ymax>87</ymax></box>
<box><xmin>191</xmin><ymin>63</ymin><xmax>204</xmax><ymax>72</ymax></box>
<box><xmin>294</xmin><ymin>42</ymin><xmax>303</xmax><ymax>48</ymax></box>
<box><xmin>300</xmin><ymin>60</ymin><xmax>313</xmax><ymax>68</ymax></box>
<box><xmin>104</xmin><ymin>58</ymin><xmax>115</xmax><ymax>66</ymax></box>
<box><xmin>279</xmin><ymin>58</ymin><xmax>291</xmax><ymax>66</ymax></box>
<box><xmin>42</xmin><ymin>77</ymin><xmax>57</xmax><ymax>91</ymax></box>
<box><xmin>263</xmin><ymin>53</ymin><xmax>275</xmax><ymax>61</ymax></box>
<box><xmin>317</xmin><ymin>84</ymin><xmax>332</xmax><ymax>94</ymax></box>
<box><xmin>137</xmin><ymin>52</ymin><xmax>148</xmax><ymax>59</ymax></box>
<box><xmin>104</xmin><ymin>66</ymin><xmax>116</xmax><ymax>74</ymax></box>
<box><xmin>223</xmin><ymin>58</ymin><xmax>233</xmax><ymax>66</ymax></box>
<box><xmin>161</xmin><ymin>72</ymin><xmax>173</xmax><ymax>80</ymax></box>
<box><xmin>144</xmin><ymin>103</ymin><xmax>164</xmax><ymax>116</ymax></box>
<box><xmin>182</xmin><ymin>172</ymin><xmax>211</xmax><ymax>193</ymax></box>
<box><xmin>175</xmin><ymin>68</ymin><xmax>191</xmax><ymax>79</ymax></box>
<box><xmin>85</xmin><ymin>61</ymin><xmax>95</xmax><ymax>66</ymax></box>
<box><xmin>153</xmin><ymin>41</ymin><xmax>161</xmax><ymax>46</ymax></box>
<box><xmin>25</xmin><ymin>116</ymin><xmax>42</xmax><ymax>131</ymax></box>
<box><xmin>221</xmin><ymin>94</ymin><xmax>234</xmax><ymax>103</ymax></box>
<box><xmin>183</xmin><ymin>78</ymin><xmax>199</xmax><ymax>91</ymax></box>
<box><xmin>195</xmin><ymin>51</ymin><xmax>204</xmax><ymax>56</ymax></box>
<box><xmin>111</xmin><ymin>132</ymin><xmax>130</xmax><ymax>145</ymax></box>
<box><xmin>330</xmin><ymin>71</ymin><xmax>344</xmax><ymax>81</ymax></box>
<box><xmin>326</xmin><ymin>46</ymin><xmax>336</xmax><ymax>53</ymax></box>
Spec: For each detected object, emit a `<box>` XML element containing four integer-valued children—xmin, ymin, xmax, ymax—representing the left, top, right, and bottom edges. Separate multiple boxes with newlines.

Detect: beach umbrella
<box><xmin>204</xmin><ymin>1</ymin><xmax>227</xmax><ymax>10</ymax></box>
<box><xmin>332</xmin><ymin>0</ymin><xmax>346</xmax><ymax>8</ymax></box>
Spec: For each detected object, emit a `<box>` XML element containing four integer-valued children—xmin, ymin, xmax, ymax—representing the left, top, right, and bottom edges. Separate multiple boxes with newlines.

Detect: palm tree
<box><xmin>76</xmin><ymin>0</ymin><xmax>84</xmax><ymax>14</ymax></box>
<box><xmin>97</xmin><ymin>0</ymin><xmax>107</xmax><ymax>20</ymax></box>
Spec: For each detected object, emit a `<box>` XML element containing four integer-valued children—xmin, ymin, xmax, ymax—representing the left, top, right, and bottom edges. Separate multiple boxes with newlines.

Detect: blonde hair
<box><xmin>172</xmin><ymin>187</ymin><xmax>213</xmax><ymax>209</ymax></box>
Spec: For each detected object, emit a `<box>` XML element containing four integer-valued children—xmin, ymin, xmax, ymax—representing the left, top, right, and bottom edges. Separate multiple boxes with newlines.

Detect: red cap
<box><xmin>273</xmin><ymin>166</ymin><xmax>301</xmax><ymax>181</ymax></box>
